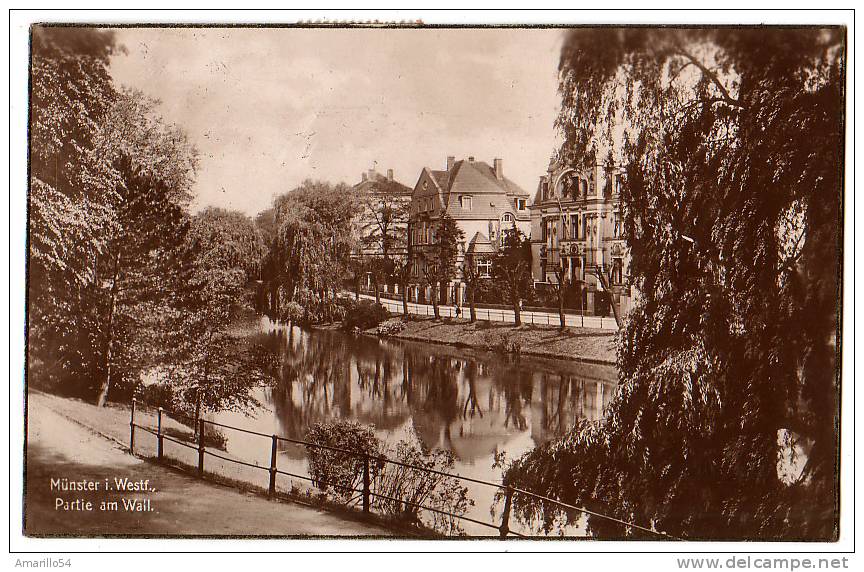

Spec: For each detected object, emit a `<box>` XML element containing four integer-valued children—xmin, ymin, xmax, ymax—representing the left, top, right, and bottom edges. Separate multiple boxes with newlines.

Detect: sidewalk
<box><xmin>25</xmin><ymin>392</ymin><xmax>392</xmax><ymax>537</ymax></box>
<box><xmin>356</xmin><ymin>292</ymin><xmax>619</xmax><ymax>330</ymax></box>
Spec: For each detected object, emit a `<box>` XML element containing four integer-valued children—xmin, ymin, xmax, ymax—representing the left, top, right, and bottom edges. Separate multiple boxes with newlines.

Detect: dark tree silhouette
<box><xmin>505</xmin><ymin>27</ymin><xmax>843</xmax><ymax>540</ymax></box>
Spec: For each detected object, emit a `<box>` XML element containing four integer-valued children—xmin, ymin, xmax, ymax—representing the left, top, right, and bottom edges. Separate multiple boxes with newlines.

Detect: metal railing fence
<box><xmin>356</xmin><ymin>293</ymin><xmax>616</xmax><ymax>330</ymax></box>
<box><xmin>128</xmin><ymin>400</ymin><xmax>678</xmax><ymax>540</ymax></box>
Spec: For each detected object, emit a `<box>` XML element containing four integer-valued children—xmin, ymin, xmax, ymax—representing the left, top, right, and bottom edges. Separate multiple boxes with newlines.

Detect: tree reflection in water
<box><xmin>247</xmin><ymin>318</ymin><xmax>616</xmax><ymax>469</ymax></box>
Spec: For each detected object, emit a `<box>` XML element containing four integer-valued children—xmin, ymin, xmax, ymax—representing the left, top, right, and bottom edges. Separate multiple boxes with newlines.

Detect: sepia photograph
<box><xmin>12</xmin><ymin>10</ymin><xmax>851</xmax><ymax>554</ymax></box>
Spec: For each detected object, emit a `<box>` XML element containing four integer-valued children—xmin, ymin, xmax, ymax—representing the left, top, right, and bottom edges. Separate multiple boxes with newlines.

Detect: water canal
<box><xmin>212</xmin><ymin>317</ymin><xmax>618</xmax><ymax>536</ymax></box>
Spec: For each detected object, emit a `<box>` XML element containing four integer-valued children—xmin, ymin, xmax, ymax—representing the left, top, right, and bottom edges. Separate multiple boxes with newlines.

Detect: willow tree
<box><xmin>504</xmin><ymin>28</ymin><xmax>843</xmax><ymax>540</ymax></box>
<box><xmin>267</xmin><ymin>180</ymin><xmax>358</xmax><ymax>321</ymax></box>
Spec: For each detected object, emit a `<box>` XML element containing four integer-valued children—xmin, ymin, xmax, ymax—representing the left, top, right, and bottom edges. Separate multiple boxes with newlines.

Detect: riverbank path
<box><xmin>25</xmin><ymin>392</ymin><xmax>393</xmax><ymax>537</ymax></box>
<box><xmin>355</xmin><ymin>292</ymin><xmax>619</xmax><ymax>330</ymax></box>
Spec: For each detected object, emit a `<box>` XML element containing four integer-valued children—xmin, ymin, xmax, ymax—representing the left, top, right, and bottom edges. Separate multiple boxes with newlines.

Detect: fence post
<box><xmin>156</xmin><ymin>407</ymin><xmax>163</xmax><ymax>461</ymax></box>
<box><xmin>499</xmin><ymin>488</ymin><xmax>514</xmax><ymax>538</ymax></box>
<box><xmin>269</xmin><ymin>434</ymin><xmax>278</xmax><ymax>497</ymax></box>
<box><xmin>129</xmin><ymin>398</ymin><xmax>136</xmax><ymax>454</ymax></box>
<box><xmin>362</xmin><ymin>454</ymin><xmax>371</xmax><ymax>513</ymax></box>
<box><xmin>197</xmin><ymin>419</ymin><xmax>205</xmax><ymax>477</ymax></box>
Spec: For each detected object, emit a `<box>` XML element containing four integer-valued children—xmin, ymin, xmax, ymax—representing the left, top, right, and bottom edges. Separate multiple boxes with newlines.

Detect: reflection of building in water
<box><xmin>406</xmin><ymin>354</ymin><xmax>529</xmax><ymax>462</ymax></box>
<box><xmin>253</xmin><ymin>321</ymin><xmax>617</xmax><ymax>464</ymax></box>
<box><xmin>529</xmin><ymin>372</ymin><xmax>616</xmax><ymax>446</ymax></box>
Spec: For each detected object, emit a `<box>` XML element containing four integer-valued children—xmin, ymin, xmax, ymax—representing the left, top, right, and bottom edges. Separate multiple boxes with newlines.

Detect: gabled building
<box><xmin>407</xmin><ymin>155</ymin><xmax>531</xmax><ymax>304</ymax></box>
<box><xmin>529</xmin><ymin>156</ymin><xmax>633</xmax><ymax>317</ymax></box>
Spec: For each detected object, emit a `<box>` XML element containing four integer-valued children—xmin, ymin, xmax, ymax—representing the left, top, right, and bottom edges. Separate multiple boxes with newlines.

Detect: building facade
<box><xmin>351</xmin><ymin>167</ymin><xmax>413</xmax><ymax>292</ymax></box>
<box><xmin>407</xmin><ymin>155</ymin><xmax>532</xmax><ymax>305</ymax></box>
<box><xmin>529</xmin><ymin>157</ymin><xmax>633</xmax><ymax>317</ymax></box>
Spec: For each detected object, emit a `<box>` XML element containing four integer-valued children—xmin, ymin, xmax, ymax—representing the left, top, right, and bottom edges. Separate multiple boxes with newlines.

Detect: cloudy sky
<box><xmin>108</xmin><ymin>27</ymin><xmax>563</xmax><ymax>217</ymax></box>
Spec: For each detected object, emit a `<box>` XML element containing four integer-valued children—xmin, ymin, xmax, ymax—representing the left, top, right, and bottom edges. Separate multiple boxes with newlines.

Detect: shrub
<box><xmin>304</xmin><ymin>419</ymin><xmax>472</xmax><ymax>535</ymax></box>
<box><xmin>163</xmin><ymin>423</ymin><xmax>229</xmax><ymax>451</ymax></box>
<box><xmin>376</xmin><ymin>318</ymin><xmax>406</xmax><ymax>337</ymax></box>
<box><xmin>304</xmin><ymin>420</ymin><xmax>381</xmax><ymax>502</ymax></box>
<box><xmin>372</xmin><ymin>436</ymin><xmax>472</xmax><ymax>535</ymax></box>
<box><xmin>282</xmin><ymin>301</ymin><xmax>305</xmax><ymax>323</ymax></box>
<box><xmin>342</xmin><ymin>299</ymin><xmax>390</xmax><ymax>331</ymax></box>
<box><xmin>135</xmin><ymin>381</ymin><xmax>175</xmax><ymax>410</ymax></box>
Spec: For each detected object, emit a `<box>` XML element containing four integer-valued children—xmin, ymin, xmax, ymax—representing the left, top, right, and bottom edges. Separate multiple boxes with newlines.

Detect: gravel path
<box><xmin>25</xmin><ymin>392</ymin><xmax>393</xmax><ymax>537</ymax></box>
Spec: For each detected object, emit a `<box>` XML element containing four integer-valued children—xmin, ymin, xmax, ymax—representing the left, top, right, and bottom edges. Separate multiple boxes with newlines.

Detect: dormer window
<box><xmin>461</xmin><ymin>195</ymin><xmax>472</xmax><ymax>210</ymax></box>
<box><xmin>516</xmin><ymin>198</ymin><xmax>526</xmax><ymax>210</ymax></box>
<box><xmin>502</xmin><ymin>213</ymin><xmax>514</xmax><ymax>223</ymax></box>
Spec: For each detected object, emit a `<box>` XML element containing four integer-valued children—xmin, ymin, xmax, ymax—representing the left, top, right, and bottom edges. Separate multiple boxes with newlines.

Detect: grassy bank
<box><xmin>379</xmin><ymin>317</ymin><xmax>617</xmax><ymax>365</ymax></box>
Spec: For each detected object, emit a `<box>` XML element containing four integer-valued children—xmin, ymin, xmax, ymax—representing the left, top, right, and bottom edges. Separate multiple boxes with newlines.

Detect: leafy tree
<box><xmin>28</xmin><ymin>27</ymin><xmax>121</xmax><ymax>393</ymax></box>
<box><xmin>420</xmin><ymin>214</ymin><xmax>464</xmax><ymax>319</ymax></box>
<box><xmin>29</xmin><ymin>29</ymin><xmax>198</xmax><ymax>408</ymax></box>
<box><xmin>491</xmin><ymin>228</ymin><xmax>533</xmax><ymax>326</ymax></box>
<box><xmin>93</xmin><ymin>90</ymin><xmax>197</xmax><ymax>406</ymax></box>
<box><xmin>167</xmin><ymin>208</ymin><xmax>267</xmax><ymax>429</ymax></box>
<box><xmin>264</xmin><ymin>180</ymin><xmax>358</xmax><ymax>322</ymax></box>
<box><xmin>505</xmin><ymin>27</ymin><xmax>843</xmax><ymax>540</ymax></box>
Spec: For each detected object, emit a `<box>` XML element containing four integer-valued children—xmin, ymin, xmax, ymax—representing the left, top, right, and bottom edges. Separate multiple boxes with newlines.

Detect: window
<box><xmin>570</xmin><ymin>214</ymin><xmax>580</xmax><ymax>239</ymax></box>
<box><xmin>612</xmin><ymin>258</ymin><xmax>623</xmax><ymax>284</ymax></box>
<box><xmin>615</xmin><ymin>174</ymin><xmax>624</xmax><ymax>195</ymax></box>
<box><xmin>613</xmin><ymin>212</ymin><xmax>623</xmax><ymax>238</ymax></box>
<box><xmin>516</xmin><ymin>198</ymin><xmax>526</xmax><ymax>210</ymax></box>
<box><xmin>477</xmin><ymin>259</ymin><xmax>491</xmax><ymax>277</ymax></box>
<box><xmin>461</xmin><ymin>195</ymin><xmax>472</xmax><ymax>210</ymax></box>
<box><xmin>502</xmin><ymin>213</ymin><xmax>514</xmax><ymax>223</ymax></box>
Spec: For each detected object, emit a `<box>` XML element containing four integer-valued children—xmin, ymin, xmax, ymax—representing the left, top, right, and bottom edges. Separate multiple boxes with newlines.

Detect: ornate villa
<box><xmin>529</xmin><ymin>157</ymin><xmax>633</xmax><ymax>318</ymax></box>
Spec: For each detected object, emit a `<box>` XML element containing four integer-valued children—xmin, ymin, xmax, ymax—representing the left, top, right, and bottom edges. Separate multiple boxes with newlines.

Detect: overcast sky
<box><xmin>108</xmin><ymin>27</ymin><xmax>563</xmax><ymax>217</ymax></box>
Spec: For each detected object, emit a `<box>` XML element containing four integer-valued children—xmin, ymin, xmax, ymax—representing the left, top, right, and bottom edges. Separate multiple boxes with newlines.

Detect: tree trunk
<box><xmin>513</xmin><ymin>296</ymin><xmax>522</xmax><ymax>327</ymax></box>
<box><xmin>431</xmin><ymin>282</ymin><xmax>440</xmax><ymax>319</ymax></box>
<box><xmin>97</xmin><ymin>250</ymin><xmax>122</xmax><ymax>408</ymax></box>
<box><xmin>558</xmin><ymin>288</ymin><xmax>566</xmax><ymax>330</ymax></box>
<box><xmin>193</xmin><ymin>393</ymin><xmax>202</xmax><ymax>440</ymax></box>
<box><xmin>469</xmin><ymin>288</ymin><xmax>477</xmax><ymax>323</ymax></box>
<box><xmin>401</xmin><ymin>284</ymin><xmax>409</xmax><ymax>317</ymax></box>
<box><xmin>594</xmin><ymin>270</ymin><xmax>622</xmax><ymax>328</ymax></box>
<box><xmin>374</xmin><ymin>279</ymin><xmax>381</xmax><ymax>304</ymax></box>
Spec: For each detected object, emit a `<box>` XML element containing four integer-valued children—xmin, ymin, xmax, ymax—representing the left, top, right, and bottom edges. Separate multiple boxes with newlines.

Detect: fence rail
<box><xmin>128</xmin><ymin>400</ymin><xmax>678</xmax><ymax>540</ymax></box>
<box><xmin>354</xmin><ymin>293</ymin><xmax>617</xmax><ymax>330</ymax></box>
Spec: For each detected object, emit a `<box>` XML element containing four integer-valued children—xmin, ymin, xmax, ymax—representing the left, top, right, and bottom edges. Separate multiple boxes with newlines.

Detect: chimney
<box><xmin>361</xmin><ymin>172</ymin><xmax>367</xmax><ymax>182</ymax></box>
<box><xmin>468</xmin><ymin>156</ymin><xmax>475</xmax><ymax>163</ymax></box>
<box><xmin>493</xmin><ymin>158</ymin><xmax>503</xmax><ymax>180</ymax></box>
<box><xmin>387</xmin><ymin>169</ymin><xmax>394</xmax><ymax>182</ymax></box>
<box><xmin>367</xmin><ymin>169</ymin><xmax>376</xmax><ymax>181</ymax></box>
<box><xmin>446</xmin><ymin>156</ymin><xmax>455</xmax><ymax>171</ymax></box>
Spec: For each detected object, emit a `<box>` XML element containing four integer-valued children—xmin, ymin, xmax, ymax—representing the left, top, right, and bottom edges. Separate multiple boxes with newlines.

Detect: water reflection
<box><xmin>242</xmin><ymin>317</ymin><xmax>616</xmax><ymax>467</ymax></box>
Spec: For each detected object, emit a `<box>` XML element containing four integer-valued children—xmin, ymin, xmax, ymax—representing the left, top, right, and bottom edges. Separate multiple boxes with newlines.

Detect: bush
<box><xmin>342</xmin><ymin>298</ymin><xmax>390</xmax><ymax>331</ymax></box>
<box><xmin>162</xmin><ymin>423</ymin><xmax>229</xmax><ymax>451</ymax></box>
<box><xmin>376</xmin><ymin>318</ymin><xmax>406</xmax><ymax>337</ymax></box>
<box><xmin>282</xmin><ymin>301</ymin><xmax>305</xmax><ymax>323</ymax></box>
<box><xmin>305</xmin><ymin>419</ymin><xmax>472</xmax><ymax>535</ymax></box>
<box><xmin>304</xmin><ymin>420</ymin><xmax>381</xmax><ymax>503</ymax></box>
